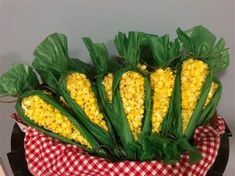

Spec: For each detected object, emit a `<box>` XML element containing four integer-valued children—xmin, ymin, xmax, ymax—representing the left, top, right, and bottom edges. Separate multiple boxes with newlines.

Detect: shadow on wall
<box><xmin>68</xmin><ymin>39</ymin><xmax>118</xmax><ymax>65</ymax></box>
<box><xmin>0</xmin><ymin>54</ymin><xmax>30</xmax><ymax>73</ymax></box>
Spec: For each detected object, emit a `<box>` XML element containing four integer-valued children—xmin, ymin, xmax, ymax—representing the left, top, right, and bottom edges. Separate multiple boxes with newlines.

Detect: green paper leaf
<box><xmin>198</xmin><ymin>78</ymin><xmax>222</xmax><ymax>125</ymax></box>
<box><xmin>177</xmin><ymin>26</ymin><xmax>217</xmax><ymax>56</ymax></box>
<box><xmin>149</xmin><ymin>134</ymin><xmax>180</xmax><ymax>163</ymax></box>
<box><xmin>207</xmin><ymin>39</ymin><xmax>230</xmax><ymax>72</ymax></box>
<box><xmin>83</xmin><ymin>37</ymin><xmax>108</xmax><ymax>74</ymax></box>
<box><xmin>177</xmin><ymin>26</ymin><xmax>230</xmax><ymax>72</ymax></box>
<box><xmin>114</xmin><ymin>31</ymin><xmax>144</xmax><ymax>66</ymax></box>
<box><xmin>173</xmin><ymin>63</ymin><xmax>183</xmax><ymax>137</ymax></box>
<box><xmin>33</xmin><ymin>33</ymin><xmax>70</xmax><ymax>74</ymax></box>
<box><xmin>185</xmin><ymin>25</ymin><xmax>216</xmax><ymax>56</ymax></box>
<box><xmin>127</xmin><ymin>143</ymin><xmax>142</xmax><ymax>161</ymax></box>
<box><xmin>33</xmin><ymin>33</ymin><xmax>94</xmax><ymax>90</ymax></box>
<box><xmin>149</xmin><ymin>35</ymin><xmax>168</xmax><ymax>66</ymax></box>
<box><xmin>0</xmin><ymin>64</ymin><xmax>39</xmax><ymax>96</ymax></box>
<box><xmin>176</xmin><ymin>137</ymin><xmax>202</xmax><ymax>164</ymax></box>
<box><xmin>176</xmin><ymin>27</ymin><xmax>195</xmax><ymax>54</ymax></box>
<box><xmin>139</xmin><ymin>77</ymin><xmax>152</xmax><ymax>139</ymax></box>
<box><xmin>160</xmin><ymin>84</ymin><xmax>175</xmax><ymax>136</ymax></box>
<box><xmin>168</xmin><ymin>39</ymin><xmax>180</xmax><ymax>62</ymax></box>
<box><xmin>32</xmin><ymin>33</ymin><xmax>70</xmax><ymax>90</ymax></box>
<box><xmin>141</xmin><ymin>33</ymin><xmax>180</xmax><ymax>68</ymax></box>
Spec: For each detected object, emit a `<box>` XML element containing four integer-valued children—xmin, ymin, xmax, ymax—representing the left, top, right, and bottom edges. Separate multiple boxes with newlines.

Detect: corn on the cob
<box><xmin>119</xmin><ymin>71</ymin><xmax>145</xmax><ymax>141</ymax></box>
<box><xmin>102</xmin><ymin>73</ymin><xmax>114</xmax><ymax>103</ymax></box>
<box><xmin>204</xmin><ymin>82</ymin><xmax>218</xmax><ymax>108</ymax></box>
<box><xmin>181</xmin><ymin>58</ymin><xmax>209</xmax><ymax>132</ymax></box>
<box><xmin>66</xmin><ymin>72</ymin><xmax>108</xmax><ymax>131</ymax></box>
<box><xmin>21</xmin><ymin>95</ymin><xmax>91</xmax><ymax>148</ymax></box>
<box><xmin>102</xmin><ymin>65</ymin><xmax>147</xmax><ymax>104</ymax></box>
<box><xmin>150</xmin><ymin>68</ymin><xmax>175</xmax><ymax>133</ymax></box>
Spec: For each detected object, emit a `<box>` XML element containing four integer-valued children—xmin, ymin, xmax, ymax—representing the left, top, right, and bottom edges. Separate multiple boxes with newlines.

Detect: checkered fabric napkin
<box><xmin>12</xmin><ymin>113</ymin><xmax>225</xmax><ymax>176</ymax></box>
<box><xmin>11</xmin><ymin>113</ymin><xmax>28</xmax><ymax>132</ymax></box>
<box><xmin>11</xmin><ymin>112</ymin><xmax>26</xmax><ymax>125</ymax></box>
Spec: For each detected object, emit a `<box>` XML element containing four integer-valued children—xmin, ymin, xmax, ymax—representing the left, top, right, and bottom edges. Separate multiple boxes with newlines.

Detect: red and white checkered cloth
<box><xmin>11</xmin><ymin>113</ymin><xmax>225</xmax><ymax>176</ymax></box>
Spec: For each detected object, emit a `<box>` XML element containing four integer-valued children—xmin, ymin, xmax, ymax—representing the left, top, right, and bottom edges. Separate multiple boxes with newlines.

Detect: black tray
<box><xmin>7</xmin><ymin>123</ymin><xmax>232</xmax><ymax>176</ymax></box>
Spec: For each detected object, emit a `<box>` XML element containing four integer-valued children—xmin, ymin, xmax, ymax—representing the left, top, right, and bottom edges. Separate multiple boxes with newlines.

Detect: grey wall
<box><xmin>0</xmin><ymin>0</ymin><xmax>234</xmax><ymax>175</ymax></box>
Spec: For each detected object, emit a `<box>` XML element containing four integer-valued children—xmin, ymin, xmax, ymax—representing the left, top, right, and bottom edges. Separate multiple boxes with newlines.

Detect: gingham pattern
<box><xmin>12</xmin><ymin>113</ymin><xmax>225</xmax><ymax>176</ymax></box>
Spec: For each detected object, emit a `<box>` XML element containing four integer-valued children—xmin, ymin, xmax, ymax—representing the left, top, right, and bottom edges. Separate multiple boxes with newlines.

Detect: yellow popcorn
<box><xmin>150</xmin><ymin>67</ymin><xmax>175</xmax><ymax>133</ymax></box>
<box><xmin>119</xmin><ymin>71</ymin><xmax>145</xmax><ymax>141</ymax></box>
<box><xmin>22</xmin><ymin>95</ymin><xmax>91</xmax><ymax>148</ymax></box>
<box><xmin>66</xmin><ymin>72</ymin><xmax>108</xmax><ymax>131</ymax></box>
<box><xmin>181</xmin><ymin>58</ymin><xmax>209</xmax><ymax>132</ymax></box>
